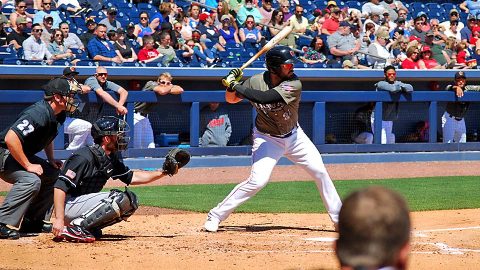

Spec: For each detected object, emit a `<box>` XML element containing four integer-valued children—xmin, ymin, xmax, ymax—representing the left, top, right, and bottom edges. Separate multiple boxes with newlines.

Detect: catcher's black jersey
<box><xmin>54</xmin><ymin>145</ymin><xmax>133</xmax><ymax>197</ymax></box>
<box><xmin>0</xmin><ymin>100</ymin><xmax>66</xmax><ymax>156</ymax></box>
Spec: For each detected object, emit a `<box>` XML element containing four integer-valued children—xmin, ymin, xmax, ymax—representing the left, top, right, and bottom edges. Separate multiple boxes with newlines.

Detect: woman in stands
<box><xmin>390</xmin><ymin>36</ymin><xmax>409</xmax><ymax>63</ymax></box>
<box><xmin>9</xmin><ymin>0</ymin><xmax>34</xmax><ymax>29</ymax></box>
<box><xmin>401</xmin><ymin>46</ymin><xmax>420</xmax><ymax>69</ymax></box>
<box><xmin>219</xmin><ymin>15</ymin><xmax>240</xmax><ymax>45</ymax></box>
<box><xmin>114</xmin><ymin>28</ymin><xmax>138</xmax><ymax>63</ymax></box>
<box><xmin>268</xmin><ymin>10</ymin><xmax>294</xmax><ymax>47</ymax></box>
<box><xmin>215</xmin><ymin>1</ymin><xmax>237</xmax><ymax>30</ymax></box>
<box><xmin>300</xmin><ymin>36</ymin><xmax>328</xmax><ymax>64</ymax></box>
<box><xmin>133</xmin><ymin>12</ymin><xmax>154</xmax><ymax>46</ymax></box>
<box><xmin>47</xmin><ymin>29</ymin><xmax>78</xmax><ymax>63</ymax></box>
<box><xmin>239</xmin><ymin>15</ymin><xmax>263</xmax><ymax>46</ymax></box>
<box><xmin>418</xmin><ymin>45</ymin><xmax>443</xmax><ymax>69</ymax></box>
<box><xmin>367</xmin><ymin>28</ymin><xmax>395</xmax><ymax>69</ymax></box>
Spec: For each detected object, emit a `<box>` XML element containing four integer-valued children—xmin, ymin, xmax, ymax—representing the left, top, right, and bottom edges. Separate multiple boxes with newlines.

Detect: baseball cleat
<box><xmin>61</xmin><ymin>225</ymin><xmax>96</xmax><ymax>243</ymax></box>
<box><xmin>0</xmin><ymin>223</ymin><xmax>20</xmax><ymax>239</ymax></box>
<box><xmin>204</xmin><ymin>216</ymin><xmax>220</xmax><ymax>232</ymax></box>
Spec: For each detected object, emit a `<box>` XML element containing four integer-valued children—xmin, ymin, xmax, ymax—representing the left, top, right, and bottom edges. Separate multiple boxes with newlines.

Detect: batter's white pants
<box><xmin>442</xmin><ymin>111</ymin><xmax>466</xmax><ymax>143</ymax></box>
<box><xmin>133</xmin><ymin>112</ymin><xmax>155</xmax><ymax>149</ymax></box>
<box><xmin>208</xmin><ymin>126</ymin><xmax>342</xmax><ymax>224</ymax></box>
<box><xmin>371</xmin><ymin>114</ymin><xmax>395</xmax><ymax>144</ymax></box>
<box><xmin>64</xmin><ymin>117</ymin><xmax>93</xmax><ymax>150</ymax></box>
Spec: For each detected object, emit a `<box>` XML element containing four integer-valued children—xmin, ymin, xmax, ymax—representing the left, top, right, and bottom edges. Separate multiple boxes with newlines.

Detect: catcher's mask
<box><xmin>43</xmin><ymin>77</ymin><xmax>83</xmax><ymax>113</ymax></box>
<box><xmin>91</xmin><ymin>116</ymin><xmax>130</xmax><ymax>151</ymax></box>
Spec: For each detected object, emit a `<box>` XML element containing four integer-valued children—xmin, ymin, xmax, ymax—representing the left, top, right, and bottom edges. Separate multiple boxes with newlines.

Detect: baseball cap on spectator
<box><xmin>116</xmin><ymin>27</ymin><xmax>125</xmax><ymax>34</ymax></box>
<box><xmin>449</xmin><ymin>9</ymin><xmax>459</xmax><ymax>16</ymax></box>
<box><xmin>221</xmin><ymin>14</ymin><xmax>230</xmax><ymax>21</ymax></box>
<box><xmin>63</xmin><ymin>66</ymin><xmax>79</xmax><ymax>76</ymax></box>
<box><xmin>86</xmin><ymin>18</ymin><xmax>96</xmax><ymax>26</ymax></box>
<box><xmin>409</xmin><ymin>35</ymin><xmax>421</xmax><ymax>42</ymax></box>
<box><xmin>44</xmin><ymin>14</ymin><xmax>53</xmax><ymax>21</ymax></box>
<box><xmin>327</xmin><ymin>0</ymin><xmax>337</xmax><ymax>7</ymax></box>
<box><xmin>421</xmin><ymin>45</ymin><xmax>431</xmax><ymax>53</ymax></box>
<box><xmin>415</xmin><ymin>11</ymin><xmax>427</xmax><ymax>19</ymax></box>
<box><xmin>107</xmin><ymin>7</ymin><xmax>117</xmax><ymax>14</ymax></box>
<box><xmin>313</xmin><ymin>9</ymin><xmax>322</xmax><ymax>17</ymax></box>
<box><xmin>127</xmin><ymin>22</ymin><xmax>135</xmax><ymax>29</ymax></box>
<box><xmin>339</xmin><ymin>21</ymin><xmax>350</xmax><ymax>27</ymax></box>
<box><xmin>342</xmin><ymin>60</ymin><xmax>354</xmax><ymax>68</ymax></box>
<box><xmin>16</xmin><ymin>17</ymin><xmax>27</xmax><ymax>25</ymax></box>
<box><xmin>455</xmin><ymin>71</ymin><xmax>466</xmax><ymax>79</ymax></box>
<box><xmin>198</xmin><ymin>12</ymin><xmax>209</xmax><ymax>22</ymax></box>
<box><xmin>468</xmin><ymin>13</ymin><xmax>476</xmax><ymax>21</ymax></box>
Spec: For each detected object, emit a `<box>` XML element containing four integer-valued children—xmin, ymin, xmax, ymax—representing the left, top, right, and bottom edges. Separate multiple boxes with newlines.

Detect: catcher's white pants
<box><xmin>63</xmin><ymin>192</ymin><xmax>109</xmax><ymax>223</ymax></box>
<box><xmin>442</xmin><ymin>111</ymin><xmax>466</xmax><ymax>143</ymax></box>
<box><xmin>208</xmin><ymin>126</ymin><xmax>342</xmax><ymax>224</ymax></box>
<box><xmin>64</xmin><ymin>117</ymin><xmax>93</xmax><ymax>150</ymax></box>
<box><xmin>133</xmin><ymin>112</ymin><xmax>155</xmax><ymax>149</ymax></box>
<box><xmin>371</xmin><ymin>114</ymin><xmax>395</xmax><ymax>144</ymax></box>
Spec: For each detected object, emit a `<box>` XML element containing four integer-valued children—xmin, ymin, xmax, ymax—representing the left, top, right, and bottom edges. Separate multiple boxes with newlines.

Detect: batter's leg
<box><xmin>284</xmin><ymin>127</ymin><xmax>342</xmax><ymax>224</ymax></box>
<box><xmin>207</xmin><ymin>131</ymin><xmax>284</xmax><ymax>224</ymax></box>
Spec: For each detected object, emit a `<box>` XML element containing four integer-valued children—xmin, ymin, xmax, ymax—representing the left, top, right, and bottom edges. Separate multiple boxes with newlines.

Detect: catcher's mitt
<box><xmin>162</xmin><ymin>148</ymin><xmax>191</xmax><ymax>176</ymax></box>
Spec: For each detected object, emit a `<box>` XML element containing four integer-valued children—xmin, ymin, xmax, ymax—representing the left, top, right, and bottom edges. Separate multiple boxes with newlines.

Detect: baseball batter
<box><xmin>442</xmin><ymin>71</ymin><xmax>480</xmax><ymax>143</ymax></box>
<box><xmin>204</xmin><ymin>46</ymin><xmax>342</xmax><ymax>232</ymax></box>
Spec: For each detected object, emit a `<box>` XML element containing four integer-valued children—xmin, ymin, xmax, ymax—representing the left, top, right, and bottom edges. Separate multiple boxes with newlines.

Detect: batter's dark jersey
<box><xmin>54</xmin><ymin>145</ymin><xmax>133</xmax><ymax>197</ymax></box>
<box><xmin>0</xmin><ymin>100</ymin><xmax>66</xmax><ymax>156</ymax></box>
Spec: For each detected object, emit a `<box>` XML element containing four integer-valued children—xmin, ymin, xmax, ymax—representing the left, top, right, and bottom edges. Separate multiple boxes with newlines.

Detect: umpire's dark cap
<box><xmin>455</xmin><ymin>71</ymin><xmax>466</xmax><ymax>80</ymax></box>
<box><xmin>43</xmin><ymin>77</ymin><xmax>71</xmax><ymax>97</ymax></box>
<box><xmin>63</xmin><ymin>66</ymin><xmax>79</xmax><ymax>76</ymax></box>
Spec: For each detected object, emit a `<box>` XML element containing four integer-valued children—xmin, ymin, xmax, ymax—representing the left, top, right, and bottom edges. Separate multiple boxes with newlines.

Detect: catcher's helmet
<box><xmin>91</xmin><ymin>116</ymin><xmax>130</xmax><ymax>151</ymax></box>
<box><xmin>265</xmin><ymin>45</ymin><xmax>296</xmax><ymax>71</ymax></box>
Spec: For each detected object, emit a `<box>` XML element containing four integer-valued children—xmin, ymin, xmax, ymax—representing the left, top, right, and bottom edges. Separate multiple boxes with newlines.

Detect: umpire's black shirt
<box><xmin>0</xmin><ymin>100</ymin><xmax>66</xmax><ymax>156</ymax></box>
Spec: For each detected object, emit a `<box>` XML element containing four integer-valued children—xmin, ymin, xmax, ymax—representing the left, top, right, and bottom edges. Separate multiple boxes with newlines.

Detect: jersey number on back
<box><xmin>17</xmin><ymin>120</ymin><xmax>34</xmax><ymax>136</ymax></box>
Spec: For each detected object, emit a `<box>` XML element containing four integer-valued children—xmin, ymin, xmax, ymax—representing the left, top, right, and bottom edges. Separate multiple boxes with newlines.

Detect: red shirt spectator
<box><xmin>138</xmin><ymin>48</ymin><xmax>160</xmax><ymax>61</ymax></box>
<box><xmin>401</xmin><ymin>46</ymin><xmax>420</xmax><ymax>69</ymax></box>
<box><xmin>322</xmin><ymin>7</ymin><xmax>341</xmax><ymax>35</ymax></box>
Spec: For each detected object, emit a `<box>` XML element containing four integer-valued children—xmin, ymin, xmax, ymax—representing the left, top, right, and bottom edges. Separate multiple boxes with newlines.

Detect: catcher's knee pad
<box><xmin>78</xmin><ymin>189</ymin><xmax>139</xmax><ymax>231</ymax></box>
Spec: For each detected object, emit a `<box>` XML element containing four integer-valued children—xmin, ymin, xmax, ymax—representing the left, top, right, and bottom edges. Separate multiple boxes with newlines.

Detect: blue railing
<box><xmin>1</xmin><ymin>90</ymin><xmax>480</xmax><ymax>158</ymax></box>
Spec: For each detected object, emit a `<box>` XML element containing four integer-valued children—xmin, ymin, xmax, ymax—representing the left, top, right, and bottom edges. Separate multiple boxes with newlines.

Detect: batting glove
<box><xmin>222</xmin><ymin>73</ymin><xmax>239</xmax><ymax>90</ymax></box>
<box><xmin>228</xmin><ymin>68</ymin><xmax>243</xmax><ymax>81</ymax></box>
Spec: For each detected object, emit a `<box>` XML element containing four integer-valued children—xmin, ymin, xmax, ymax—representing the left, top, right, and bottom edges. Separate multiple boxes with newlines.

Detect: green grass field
<box><xmin>1</xmin><ymin>176</ymin><xmax>478</xmax><ymax>213</ymax></box>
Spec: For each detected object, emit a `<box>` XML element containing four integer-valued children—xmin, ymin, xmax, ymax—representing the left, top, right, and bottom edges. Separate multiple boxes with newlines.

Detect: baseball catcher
<box><xmin>52</xmin><ymin>116</ymin><xmax>190</xmax><ymax>243</ymax></box>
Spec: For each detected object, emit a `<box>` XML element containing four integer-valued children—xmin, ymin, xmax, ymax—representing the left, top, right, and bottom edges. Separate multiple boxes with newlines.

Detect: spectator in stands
<box><xmin>391</xmin><ymin>17</ymin><xmax>409</xmax><ymax>39</ymax></box>
<box><xmin>150</xmin><ymin>2</ymin><xmax>172</xmax><ymax>31</ymax></box>
<box><xmin>239</xmin><ymin>15</ymin><xmax>263</xmax><ymax>46</ymax></box>
<box><xmin>410</xmin><ymin>16</ymin><xmax>426</xmax><ymax>43</ymax></box>
<box><xmin>154</xmin><ymin>21</ymin><xmax>179</xmax><ymax>50</ymax></box>
<box><xmin>429</xmin><ymin>19</ymin><xmax>448</xmax><ymax>45</ymax></box>
<box><xmin>440</xmin><ymin>9</ymin><xmax>464</xmax><ymax>32</ymax></box>
<box><xmin>416</xmin><ymin>12</ymin><xmax>430</xmax><ymax>32</ymax></box>
<box><xmin>23</xmin><ymin>23</ymin><xmax>53</xmax><ymax>63</ymax></box>
<box><xmin>48</xmin><ymin>29</ymin><xmax>77</xmax><ymax>63</ymax></box>
<box><xmin>80</xmin><ymin>18</ymin><xmax>96</xmax><ymax>48</ymax></box>
<box><xmin>390</xmin><ymin>35</ymin><xmax>408</xmax><ymax>62</ymax></box>
<box><xmin>280</xmin><ymin>0</ymin><xmax>292</xmax><ymax>22</ymax></box>
<box><xmin>236</xmin><ymin>0</ymin><xmax>262</xmax><ymax>26</ymax></box>
<box><xmin>40</xmin><ymin>15</ymin><xmax>54</xmax><ymax>44</ymax></box>
<box><xmin>216</xmin><ymin>0</ymin><xmax>237</xmax><ymax>30</ymax></box>
<box><xmin>322</xmin><ymin>6</ymin><xmax>341</xmax><ymax>35</ymax></box>
<box><xmin>126</xmin><ymin>22</ymin><xmax>137</xmax><ymax>42</ymax></box>
<box><xmin>138</xmin><ymin>35</ymin><xmax>163</xmax><ymax>63</ymax></box>
<box><xmin>460</xmin><ymin>0</ymin><xmax>480</xmax><ymax>17</ymax></box>
<box><xmin>335</xmin><ymin>186</ymin><xmax>411</xmax><ymax>270</ymax></box>
<box><xmin>352</xmin><ymin>102</ymin><xmax>374</xmax><ymax>144</ymax></box>
<box><xmin>200</xmin><ymin>102</ymin><xmax>232</xmax><ymax>147</ymax></box>
<box><xmin>133</xmin><ymin>72</ymin><xmax>184</xmax><ymax>149</ymax></box>
<box><xmin>6</xmin><ymin>17</ymin><xmax>29</xmax><ymax>49</ymax></box>
<box><xmin>327</xmin><ymin>21</ymin><xmax>361</xmax><ymax>65</ymax></box>
<box><xmin>219</xmin><ymin>15</ymin><xmax>240</xmax><ymax>45</ymax></box>
<box><xmin>33</xmin><ymin>0</ymin><xmax>61</xmax><ymax>29</ymax></box>
<box><xmin>444</xmin><ymin>37</ymin><xmax>458</xmax><ymax>63</ymax></box>
<box><xmin>107</xmin><ymin>29</ymin><xmax>117</xmax><ymax>44</ymax></box>
<box><xmin>191</xmin><ymin>29</ymin><xmax>219</xmax><ymax>65</ymax></box>
<box><xmin>300</xmin><ymin>36</ymin><xmax>328</xmax><ymax>64</ymax></box>
<box><xmin>401</xmin><ymin>46</ymin><xmax>420</xmax><ymax>69</ymax></box>
<box><xmin>56</xmin><ymin>0</ymin><xmax>85</xmax><ymax>15</ymax></box>
<box><xmin>268</xmin><ymin>9</ymin><xmax>295</xmax><ymax>48</ymax></box>
<box><xmin>373</xmin><ymin>65</ymin><xmax>413</xmax><ymax>144</ymax></box>
<box><xmin>423</xmin><ymin>30</ymin><xmax>451</xmax><ymax>67</ymax></box>
<box><xmin>9</xmin><ymin>0</ymin><xmax>33</xmax><ymax>30</ymax></box>
<box><xmin>288</xmin><ymin>4</ymin><xmax>308</xmax><ymax>35</ymax></box>
<box><xmin>259</xmin><ymin>0</ymin><xmax>273</xmax><ymax>25</ymax></box>
<box><xmin>362</xmin><ymin>0</ymin><xmax>387</xmax><ymax>19</ymax></box>
<box><xmin>0</xmin><ymin>16</ymin><xmax>7</xmax><ymax>46</ymax></box>
<box><xmin>99</xmin><ymin>7</ymin><xmax>121</xmax><ymax>32</ymax></box>
<box><xmin>197</xmin><ymin>12</ymin><xmax>226</xmax><ymax>52</ymax></box>
<box><xmin>87</xmin><ymin>24</ymin><xmax>122</xmax><ymax>64</ymax></box>
<box><xmin>461</xmin><ymin>14</ymin><xmax>477</xmax><ymax>43</ymax></box>
<box><xmin>455</xmin><ymin>41</ymin><xmax>469</xmax><ymax>66</ymax></box>
<box><xmin>444</xmin><ymin>19</ymin><xmax>462</xmax><ymax>41</ymax></box>
<box><xmin>60</xmin><ymin>22</ymin><xmax>84</xmax><ymax>50</ymax></box>
<box><xmin>0</xmin><ymin>3</ymin><xmax>8</xmax><ymax>27</ymax></box>
<box><xmin>418</xmin><ymin>45</ymin><xmax>443</xmax><ymax>69</ymax></box>
<box><xmin>173</xmin><ymin>21</ymin><xmax>185</xmax><ymax>49</ymax></box>
<box><xmin>228</xmin><ymin>0</ymin><xmax>244</xmax><ymax>14</ymax></box>
<box><xmin>310</xmin><ymin>9</ymin><xmax>325</xmax><ymax>35</ymax></box>
<box><xmin>114</xmin><ymin>28</ymin><xmax>137</xmax><ymax>63</ymax></box>
<box><xmin>187</xmin><ymin>4</ymin><xmax>201</xmax><ymax>29</ymax></box>
<box><xmin>134</xmin><ymin>11</ymin><xmax>154</xmax><ymax>46</ymax></box>
<box><xmin>380</xmin><ymin>0</ymin><xmax>407</xmax><ymax>23</ymax></box>
<box><xmin>345</xmin><ymin>10</ymin><xmax>363</xmax><ymax>32</ymax></box>
<box><xmin>367</xmin><ymin>28</ymin><xmax>395</xmax><ymax>68</ymax></box>
<box><xmin>157</xmin><ymin>31</ymin><xmax>177</xmax><ymax>65</ymax></box>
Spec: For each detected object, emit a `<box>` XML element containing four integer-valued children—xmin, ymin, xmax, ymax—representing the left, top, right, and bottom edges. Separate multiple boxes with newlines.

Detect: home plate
<box><xmin>304</xmin><ymin>237</ymin><xmax>337</xmax><ymax>242</ymax></box>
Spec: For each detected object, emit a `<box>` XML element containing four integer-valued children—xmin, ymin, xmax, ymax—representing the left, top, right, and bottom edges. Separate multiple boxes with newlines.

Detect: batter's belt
<box><xmin>258</xmin><ymin>126</ymin><xmax>297</xmax><ymax>138</ymax></box>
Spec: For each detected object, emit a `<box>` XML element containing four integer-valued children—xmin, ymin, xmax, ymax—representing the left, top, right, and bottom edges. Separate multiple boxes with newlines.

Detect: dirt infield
<box><xmin>1</xmin><ymin>161</ymin><xmax>480</xmax><ymax>270</ymax></box>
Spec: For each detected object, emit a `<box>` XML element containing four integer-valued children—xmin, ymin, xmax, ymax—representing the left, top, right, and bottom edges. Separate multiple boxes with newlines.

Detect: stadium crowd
<box><xmin>0</xmin><ymin>0</ymin><xmax>476</xmax><ymax>69</ymax></box>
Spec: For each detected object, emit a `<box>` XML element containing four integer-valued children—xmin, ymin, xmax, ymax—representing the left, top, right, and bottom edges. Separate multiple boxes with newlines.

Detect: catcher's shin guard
<box><xmin>72</xmin><ymin>189</ymin><xmax>139</xmax><ymax>231</ymax></box>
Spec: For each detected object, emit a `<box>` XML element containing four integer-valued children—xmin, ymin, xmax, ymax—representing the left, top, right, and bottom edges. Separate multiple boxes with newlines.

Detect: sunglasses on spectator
<box><xmin>140</xmin><ymin>17</ymin><xmax>148</xmax><ymax>20</ymax></box>
<box><xmin>55</xmin><ymin>34</ymin><xmax>62</xmax><ymax>37</ymax></box>
<box><xmin>33</xmin><ymin>29</ymin><xmax>43</xmax><ymax>32</ymax></box>
<box><xmin>43</xmin><ymin>2</ymin><xmax>51</xmax><ymax>5</ymax></box>
<box><xmin>282</xmin><ymin>5</ymin><xmax>289</xmax><ymax>8</ymax></box>
<box><xmin>175</xmin><ymin>26</ymin><xmax>182</xmax><ymax>29</ymax></box>
<box><xmin>18</xmin><ymin>5</ymin><xmax>27</xmax><ymax>8</ymax></box>
<box><xmin>159</xmin><ymin>80</ymin><xmax>172</xmax><ymax>85</ymax></box>
<box><xmin>96</xmin><ymin>73</ymin><xmax>108</xmax><ymax>77</ymax></box>
<box><xmin>246</xmin><ymin>21</ymin><xmax>254</xmax><ymax>24</ymax></box>
<box><xmin>109</xmin><ymin>12</ymin><xmax>117</xmax><ymax>15</ymax></box>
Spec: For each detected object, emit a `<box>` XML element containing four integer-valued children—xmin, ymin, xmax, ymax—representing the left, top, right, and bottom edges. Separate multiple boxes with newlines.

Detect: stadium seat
<box><xmin>230</xmin><ymin>61</ymin><xmax>243</xmax><ymax>67</ymax></box>
<box><xmin>2</xmin><ymin>58</ymin><xmax>26</xmax><ymax>65</ymax></box>
<box><xmin>251</xmin><ymin>61</ymin><xmax>266</xmax><ymax>68</ymax></box>
<box><xmin>410</xmin><ymin>2</ymin><xmax>426</xmax><ymax>12</ymax></box>
<box><xmin>137</xmin><ymin>3</ymin><xmax>153</xmax><ymax>11</ymax></box>
<box><xmin>345</xmin><ymin>1</ymin><xmax>361</xmax><ymax>9</ymax></box>
<box><xmin>76</xmin><ymin>60</ymin><xmax>96</xmax><ymax>66</ymax></box>
<box><xmin>52</xmin><ymin>60</ymin><xmax>71</xmax><ymax>66</ymax></box>
<box><xmin>25</xmin><ymin>60</ymin><xmax>45</xmax><ymax>65</ymax></box>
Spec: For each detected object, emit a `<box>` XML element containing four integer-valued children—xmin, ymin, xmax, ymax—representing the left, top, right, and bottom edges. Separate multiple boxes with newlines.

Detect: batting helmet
<box><xmin>265</xmin><ymin>45</ymin><xmax>296</xmax><ymax>71</ymax></box>
<box><xmin>91</xmin><ymin>116</ymin><xmax>130</xmax><ymax>151</ymax></box>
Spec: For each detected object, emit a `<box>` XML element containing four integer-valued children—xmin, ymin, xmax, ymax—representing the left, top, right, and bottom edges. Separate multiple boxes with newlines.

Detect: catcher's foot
<box><xmin>60</xmin><ymin>225</ymin><xmax>96</xmax><ymax>243</ymax></box>
<box><xmin>204</xmin><ymin>215</ymin><xmax>220</xmax><ymax>232</ymax></box>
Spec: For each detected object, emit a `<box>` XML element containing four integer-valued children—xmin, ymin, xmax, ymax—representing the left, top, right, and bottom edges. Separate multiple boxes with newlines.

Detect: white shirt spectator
<box><xmin>22</xmin><ymin>35</ymin><xmax>52</xmax><ymax>60</ymax></box>
<box><xmin>362</xmin><ymin>1</ymin><xmax>387</xmax><ymax>18</ymax></box>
